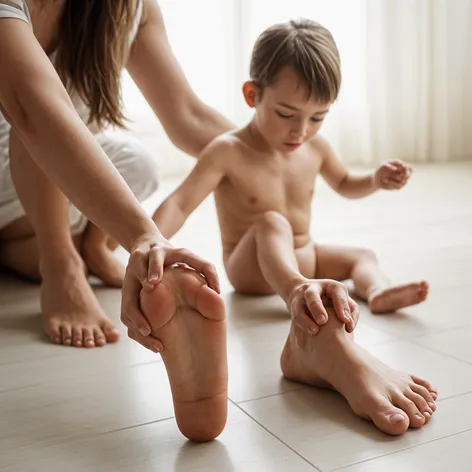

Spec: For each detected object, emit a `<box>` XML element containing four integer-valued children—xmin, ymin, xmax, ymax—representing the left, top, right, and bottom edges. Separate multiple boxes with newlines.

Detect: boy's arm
<box><xmin>152</xmin><ymin>140</ymin><xmax>232</xmax><ymax>239</ymax></box>
<box><xmin>317</xmin><ymin>137</ymin><xmax>376</xmax><ymax>199</ymax></box>
<box><xmin>317</xmin><ymin>137</ymin><xmax>412</xmax><ymax>199</ymax></box>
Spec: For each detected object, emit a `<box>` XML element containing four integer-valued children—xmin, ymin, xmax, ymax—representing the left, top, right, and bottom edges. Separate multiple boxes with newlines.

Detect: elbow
<box><xmin>1</xmin><ymin>79</ymin><xmax>72</xmax><ymax>138</ymax></box>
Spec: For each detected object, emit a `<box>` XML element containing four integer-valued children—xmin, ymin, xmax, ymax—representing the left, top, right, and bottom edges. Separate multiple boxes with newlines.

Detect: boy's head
<box><xmin>243</xmin><ymin>19</ymin><xmax>341</xmax><ymax>153</ymax></box>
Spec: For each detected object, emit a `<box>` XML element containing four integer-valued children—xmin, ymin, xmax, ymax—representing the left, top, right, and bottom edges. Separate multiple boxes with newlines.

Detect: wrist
<box><xmin>371</xmin><ymin>171</ymin><xmax>379</xmax><ymax>190</ymax></box>
<box><xmin>281</xmin><ymin>275</ymin><xmax>308</xmax><ymax>303</ymax></box>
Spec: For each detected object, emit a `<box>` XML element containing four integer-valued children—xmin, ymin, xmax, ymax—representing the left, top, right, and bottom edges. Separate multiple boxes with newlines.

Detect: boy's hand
<box><xmin>287</xmin><ymin>279</ymin><xmax>360</xmax><ymax>334</ymax></box>
<box><xmin>374</xmin><ymin>160</ymin><xmax>412</xmax><ymax>190</ymax></box>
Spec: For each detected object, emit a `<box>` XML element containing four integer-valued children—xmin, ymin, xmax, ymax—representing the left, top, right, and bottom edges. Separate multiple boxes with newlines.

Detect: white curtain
<box><xmin>122</xmin><ymin>0</ymin><xmax>472</xmax><ymax>175</ymax></box>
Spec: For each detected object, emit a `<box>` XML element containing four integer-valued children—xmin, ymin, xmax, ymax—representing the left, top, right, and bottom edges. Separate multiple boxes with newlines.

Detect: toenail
<box><xmin>389</xmin><ymin>413</ymin><xmax>405</xmax><ymax>424</ymax></box>
<box><xmin>429</xmin><ymin>402</ymin><xmax>435</xmax><ymax>409</ymax></box>
<box><xmin>415</xmin><ymin>413</ymin><xmax>424</xmax><ymax>419</ymax></box>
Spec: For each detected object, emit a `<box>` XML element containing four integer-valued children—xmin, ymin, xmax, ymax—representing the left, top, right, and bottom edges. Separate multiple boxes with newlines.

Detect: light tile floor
<box><xmin>1</xmin><ymin>162</ymin><xmax>471</xmax><ymax>471</ymax></box>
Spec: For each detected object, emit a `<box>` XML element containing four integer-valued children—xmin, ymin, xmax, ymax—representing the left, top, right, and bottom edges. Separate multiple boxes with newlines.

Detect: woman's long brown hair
<box><xmin>55</xmin><ymin>0</ymin><xmax>138</xmax><ymax>129</ymax></box>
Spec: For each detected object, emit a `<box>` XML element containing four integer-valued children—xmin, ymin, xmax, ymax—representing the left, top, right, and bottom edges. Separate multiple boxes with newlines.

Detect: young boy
<box><xmin>153</xmin><ymin>19</ymin><xmax>437</xmax><ymax>435</ymax></box>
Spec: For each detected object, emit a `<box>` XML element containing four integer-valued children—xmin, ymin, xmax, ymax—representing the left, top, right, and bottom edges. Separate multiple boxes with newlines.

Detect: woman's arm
<box><xmin>0</xmin><ymin>18</ymin><xmax>158</xmax><ymax>251</ymax></box>
<box><xmin>126</xmin><ymin>0</ymin><xmax>234</xmax><ymax>158</ymax></box>
<box><xmin>0</xmin><ymin>18</ymin><xmax>219</xmax><ymax>346</ymax></box>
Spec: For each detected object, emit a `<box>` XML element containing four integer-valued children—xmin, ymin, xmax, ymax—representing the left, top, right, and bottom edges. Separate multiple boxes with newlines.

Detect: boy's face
<box><xmin>246</xmin><ymin>67</ymin><xmax>331</xmax><ymax>153</ymax></box>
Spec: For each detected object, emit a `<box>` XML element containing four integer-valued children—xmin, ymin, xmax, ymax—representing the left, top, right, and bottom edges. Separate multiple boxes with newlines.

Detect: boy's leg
<box><xmin>139</xmin><ymin>265</ymin><xmax>228</xmax><ymax>442</ymax></box>
<box><xmin>81</xmin><ymin>133</ymin><xmax>160</xmax><ymax>287</ymax></box>
<box><xmin>314</xmin><ymin>245</ymin><xmax>429</xmax><ymax>313</ymax></box>
<box><xmin>280</xmin><ymin>306</ymin><xmax>438</xmax><ymax>435</ymax></box>
<box><xmin>225</xmin><ymin>211</ymin><xmax>355</xmax><ymax>333</ymax></box>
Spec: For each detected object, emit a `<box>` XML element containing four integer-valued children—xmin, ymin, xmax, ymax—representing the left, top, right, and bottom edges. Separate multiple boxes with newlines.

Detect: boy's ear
<box><xmin>242</xmin><ymin>81</ymin><xmax>258</xmax><ymax>108</ymax></box>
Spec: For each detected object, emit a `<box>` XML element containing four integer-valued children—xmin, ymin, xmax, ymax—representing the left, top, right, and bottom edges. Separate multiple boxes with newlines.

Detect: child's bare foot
<box><xmin>280</xmin><ymin>308</ymin><xmax>438</xmax><ymax>435</ymax></box>
<box><xmin>41</xmin><ymin>261</ymin><xmax>120</xmax><ymax>348</ymax></box>
<box><xmin>82</xmin><ymin>237</ymin><xmax>125</xmax><ymax>288</ymax></box>
<box><xmin>140</xmin><ymin>266</ymin><xmax>228</xmax><ymax>442</ymax></box>
<box><xmin>369</xmin><ymin>281</ymin><xmax>429</xmax><ymax>313</ymax></box>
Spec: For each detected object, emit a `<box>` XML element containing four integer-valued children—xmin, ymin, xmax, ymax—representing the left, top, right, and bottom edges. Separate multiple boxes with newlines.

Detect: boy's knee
<box><xmin>257</xmin><ymin>211</ymin><xmax>291</xmax><ymax>233</ymax></box>
<box><xmin>355</xmin><ymin>247</ymin><xmax>377</xmax><ymax>263</ymax></box>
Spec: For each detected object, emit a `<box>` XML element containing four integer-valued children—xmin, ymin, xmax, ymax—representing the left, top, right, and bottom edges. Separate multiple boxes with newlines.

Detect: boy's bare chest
<box><xmin>226</xmin><ymin>153</ymin><xmax>321</xmax><ymax>213</ymax></box>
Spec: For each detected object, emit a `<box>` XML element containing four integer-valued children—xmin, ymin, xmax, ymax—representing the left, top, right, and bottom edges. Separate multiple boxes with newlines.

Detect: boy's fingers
<box><xmin>305</xmin><ymin>287</ymin><xmax>328</xmax><ymax>325</ymax></box>
<box><xmin>291</xmin><ymin>297</ymin><xmax>319</xmax><ymax>334</ymax></box>
<box><xmin>328</xmin><ymin>283</ymin><xmax>351</xmax><ymax>324</ymax></box>
<box><xmin>345</xmin><ymin>298</ymin><xmax>360</xmax><ymax>332</ymax></box>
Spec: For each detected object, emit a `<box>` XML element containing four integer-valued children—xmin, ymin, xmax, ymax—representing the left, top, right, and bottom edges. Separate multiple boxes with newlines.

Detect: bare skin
<box><xmin>281</xmin><ymin>307</ymin><xmax>438</xmax><ymax>435</ymax></box>
<box><xmin>152</xmin><ymin>66</ymin><xmax>436</xmax><ymax>433</ymax></box>
<box><xmin>0</xmin><ymin>0</ymin><xmax>232</xmax><ymax>350</ymax></box>
<box><xmin>0</xmin><ymin>217</ymin><xmax>121</xmax><ymax>347</ymax></box>
<box><xmin>139</xmin><ymin>266</ymin><xmax>228</xmax><ymax>442</ymax></box>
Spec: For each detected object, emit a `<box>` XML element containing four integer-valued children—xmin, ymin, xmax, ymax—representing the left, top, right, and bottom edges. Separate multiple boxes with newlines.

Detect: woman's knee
<box><xmin>113</xmin><ymin>139</ymin><xmax>160</xmax><ymax>201</ymax></box>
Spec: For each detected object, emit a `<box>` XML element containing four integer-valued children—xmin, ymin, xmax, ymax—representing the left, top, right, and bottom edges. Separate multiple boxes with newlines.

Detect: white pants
<box><xmin>0</xmin><ymin>132</ymin><xmax>160</xmax><ymax>235</ymax></box>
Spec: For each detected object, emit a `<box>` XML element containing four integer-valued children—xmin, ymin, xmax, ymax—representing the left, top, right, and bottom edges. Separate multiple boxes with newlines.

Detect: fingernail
<box><xmin>310</xmin><ymin>327</ymin><xmax>319</xmax><ymax>335</ymax></box>
<box><xmin>389</xmin><ymin>413</ymin><xmax>405</xmax><ymax>424</ymax></box>
<box><xmin>319</xmin><ymin>314</ymin><xmax>327</xmax><ymax>323</ymax></box>
<box><xmin>344</xmin><ymin>310</ymin><xmax>351</xmax><ymax>321</ymax></box>
<box><xmin>139</xmin><ymin>327</ymin><xmax>150</xmax><ymax>336</ymax></box>
<box><xmin>153</xmin><ymin>345</ymin><xmax>161</xmax><ymax>353</ymax></box>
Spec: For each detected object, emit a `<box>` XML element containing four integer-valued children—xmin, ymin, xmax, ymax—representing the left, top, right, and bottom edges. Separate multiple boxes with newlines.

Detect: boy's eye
<box><xmin>310</xmin><ymin>117</ymin><xmax>324</xmax><ymax>123</ymax></box>
<box><xmin>276</xmin><ymin>111</ymin><xmax>293</xmax><ymax>119</ymax></box>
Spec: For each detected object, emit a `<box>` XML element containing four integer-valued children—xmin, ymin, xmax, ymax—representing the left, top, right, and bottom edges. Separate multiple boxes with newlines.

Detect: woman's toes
<box><xmin>102</xmin><ymin>322</ymin><xmax>120</xmax><ymax>343</ymax></box>
<box><xmin>368</xmin><ymin>400</ymin><xmax>410</xmax><ymax>435</ymax></box>
<box><xmin>410</xmin><ymin>382</ymin><xmax>436</xmax><ymax>407</ymax></box>
<box><xmin>61</xmin><ymin>325</ymin><xmax>72</xmax><ymax>346</ymax></box>
<box><xmin>394</xmin><ymin>394</ymin><xmax>426</xmax><ymax>428</ymax></box>
<box><xmin>406</xmin><ymin>390</ymin><xmax>432</xmax><ymax>414</ymax></box>
<box><xmin>72</xmin><ymin>327</ymin><xmax>83</xmax><ymax>347</ymax></box>
<box><xmin>411</xmin><ymin>375</ymin><xmax>438</xmax><ymax>399</ymax></box>
<box><xmin>94</xmin><ymin>329</ymin><xmax>107</xmax><ymax>347</ymax></box>
<box><xmin>83</xmin><ymin>328</ymin><xmax>95</xmax><ymax>348</ymax></box>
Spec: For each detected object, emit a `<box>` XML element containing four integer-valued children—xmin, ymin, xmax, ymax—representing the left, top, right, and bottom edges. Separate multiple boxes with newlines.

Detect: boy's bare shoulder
<box><xmin>306</xmin><ymin>134</ymin><xmax>335</xmax><ymax>161</ymax></box>
<box><xmin>201</xmin><ymin>129</ymin><xmax>246</xmax><ymax>164</ymax></box>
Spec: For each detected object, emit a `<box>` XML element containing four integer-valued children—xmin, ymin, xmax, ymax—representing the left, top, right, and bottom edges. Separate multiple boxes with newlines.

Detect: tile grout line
<box><xmin>99</xmin><ymin>415</ymin><xmax>176</xmax><ymax>435</ymax></box>
<box><xmin>232</xmin><ymin>386</ymin><xmax>307</xmax><ymax>406</ymax></box>
<box><xmin>330</xmin><ymin>426</ymin><xmax>472</xmax><ymax>472</ymax></box>
<box><xmin>230</xmin><ymin>399</ymin><xmax>322</xmax><ymax>472</ymax></box>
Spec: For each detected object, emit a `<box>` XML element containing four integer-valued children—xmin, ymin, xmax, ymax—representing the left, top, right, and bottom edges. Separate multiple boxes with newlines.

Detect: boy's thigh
<box><xmin>224</xmin><ymin>229</ymin><xmax>317</xmax><ymax>294</ymax></box>
<box><xmin>314</xmin><ymin>244</ymin><xmax>363</xmax><ymax>281</ymax></box>
<box><xmin>224</xmin><ymin>227</ymin><xmax>275</xmax><ymax>295</ymax></box>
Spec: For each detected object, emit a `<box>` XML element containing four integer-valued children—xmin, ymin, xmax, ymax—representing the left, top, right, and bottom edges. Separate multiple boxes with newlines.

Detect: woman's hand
<box><xmin>120</xmin><ymin>232</ymin><xmax>220</xmax><ymax>352</ymax></box>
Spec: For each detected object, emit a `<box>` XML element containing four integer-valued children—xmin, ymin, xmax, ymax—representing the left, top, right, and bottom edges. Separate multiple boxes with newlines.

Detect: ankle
<box><xmin>40</xmin><ymin>249</ymin><xmax>85</xmax><ymax>280</ymax></box>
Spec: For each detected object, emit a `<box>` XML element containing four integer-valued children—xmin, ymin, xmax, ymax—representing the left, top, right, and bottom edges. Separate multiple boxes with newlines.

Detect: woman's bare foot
<box><xmin>280</xmin><ymin>308</ymin><xmax>438</xmax><ymax>435</ymax></box>
<box><xmin>41</xmin><ymin>261</ymin><xmax>120</xmax><ymax>348</ymax></box>
<box><xmin>369</xmin><ymin>281</ymin><xmax>429</xmax><ymax>313</ymax></box>
<box><xmin>140</xmin><ymin>266</ymin><xmax>228</xmax><ymax>442</ymax></box>
<box><xmin>82</xmin><ymin>227</ymin><xmax>125</xmax><ymax>288</ymax></box>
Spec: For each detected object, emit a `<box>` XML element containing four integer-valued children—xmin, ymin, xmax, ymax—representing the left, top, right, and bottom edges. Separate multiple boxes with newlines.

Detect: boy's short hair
<box><xmin>249</xmin><ymin>19</ymin><xmax>341</xmax><ymax>103</ymax></box>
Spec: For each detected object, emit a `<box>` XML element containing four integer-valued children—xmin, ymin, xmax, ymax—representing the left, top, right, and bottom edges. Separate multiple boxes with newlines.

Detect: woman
<box><xmin>0</xmin><ymin>0</ymin><xmax>233</xmax><ymax>350</ymax></box>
